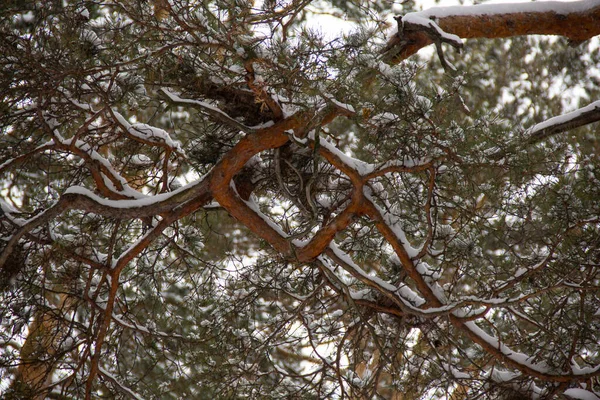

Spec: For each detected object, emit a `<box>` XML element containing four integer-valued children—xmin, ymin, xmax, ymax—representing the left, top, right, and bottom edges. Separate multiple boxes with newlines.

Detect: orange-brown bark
<box><xmin>383</xmin><ymin>0</ymin><xmax>600</xmax><ymax>62</ymax></box>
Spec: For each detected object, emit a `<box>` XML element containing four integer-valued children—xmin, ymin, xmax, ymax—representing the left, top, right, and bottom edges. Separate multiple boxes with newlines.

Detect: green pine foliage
<box><xmin>1</xmin><ymin>0</ymin><xmax>599</xmax><ymax>399</ymax></box>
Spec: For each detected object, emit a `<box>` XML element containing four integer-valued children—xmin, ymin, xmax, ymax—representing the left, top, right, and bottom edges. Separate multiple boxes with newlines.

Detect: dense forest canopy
<box><xmin>1</xmin><ymin>0</ymin><xmax>600</xmax><ymax>398</ymax></box>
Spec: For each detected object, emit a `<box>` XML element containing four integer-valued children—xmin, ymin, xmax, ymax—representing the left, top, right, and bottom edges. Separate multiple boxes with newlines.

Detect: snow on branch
<box><xmin>322</xmin><ymin>244</ymin><xmax>427</xmax><ymax>311</ymax></box>
<box><xmin>0</xmin><ymin>178</ymin><xmax>213</xmax><ymax>273</ymax></box>
<box><xmin>382</xmin><ymin>0</ymin><xmax>600</xmax><ymax>62</ymax></box>
<box><xmin>62</xmin><ymin>181</ymin><xmax>206</xmax><ymax>213</ymax></box>
<box><xmin>563</xmin><ymin>388</ymin><xmax>600</xmax><ymax>399</ymax></box>
<box><xmin>0</xmin><ymin>140</ymin><xmax>55</xmax><ymax>174</ymax></box>
<box><xmin>462</xmin><ymin>320</ymin><xmax>600</xmax><ymax>378</ymax></box>
<box><xmin>98</xmin><ymin>367</ymin><xmax>146</xmax><ymax>400</ymax></box>
<box><xmin>0</xmin><ymin>200</ymin><xmax>69</xmax><ymax>271</ymax></box>
<box><xmin>159</xmin><ymin>88</ymin><xmax>254</xmax><ymax>133</ymax></box>
<box><xmin>93</xmin><ymin>301</ymin><xmax>184</xmax><ymax>339</ymax></box>
<box><xmin>362</xmin><ymin>186</ymin><xmax>421</xmax><ymax>259</ymax></box>
<box><xmin>528</xmin><ymin>100</ymin><xmax>600</xmax><ymax>143</ymax></box>
<box><xmin>487</xmin><ymin>100</ymin><xmax>600</xmax><ymax>160</ymax></box>
<box><xmin>453</xmin><ymin>317</ymin><xmax>600</xmax><ymax>383</ymax></box>
<box><xmin>110</xmin><ymin>108</ymin><xmax>184</xmax><ymax>153</ymax></box>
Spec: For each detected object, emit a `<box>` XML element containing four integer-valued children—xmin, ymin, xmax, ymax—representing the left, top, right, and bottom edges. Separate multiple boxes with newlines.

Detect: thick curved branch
<box><xmin>361</xmin><ymin>196</ymin><xmax>442</xmax><ymax>307</ymax></box>
<box><xmin>295</xmin><ymin>193</ymin><xmax>361</xmax><ymax>262</ymax></box>
<box><xmin>382</xmin><ymin>0</ymin><xmax>600</xmax><ymax>62</ymax></box>
<box><xmin>215</xmin><ymin>184</ymin><xmax>293</xmax><ymax>256</ymax></box>
<box><xmin>0</xmin><ymin>110</ymin><xmax>312</xmax><ymax>274</ymax></box>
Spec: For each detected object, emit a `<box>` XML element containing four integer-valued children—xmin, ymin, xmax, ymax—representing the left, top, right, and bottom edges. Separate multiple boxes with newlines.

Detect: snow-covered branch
<box><xmin>382</xmin><ymin>0</ymin><xmax>600</xmax><ymax>62</ymax></box>
<box><xmin>159</xmin><ymin>88</ymin><xmax>254</xmax><ymax>133</ymax></box>
<box><xmin>529</xmin><ymin>100</ymin><xmax>600</xmax><ymax>143</ymax></box>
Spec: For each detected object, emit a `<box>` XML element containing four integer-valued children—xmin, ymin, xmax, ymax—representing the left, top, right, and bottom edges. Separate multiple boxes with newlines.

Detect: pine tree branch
<box><xmin>527</xmin><ymin>99</ymin><xmax>600</xmax><ymax>144</ymax></box>
<box><xmin>159</xmin><ymin>88</ymin><xmax>254</xmax><ymax>133</ymax></box>
<box><xmin>382</xmin><ymin>0</ymin><xmax>600</xmax><ymax>62</ymax></box>
<box><xmin>489</xmin><ymin>100</ymin><xmax>600</xmax><ymax>159</ymax></box>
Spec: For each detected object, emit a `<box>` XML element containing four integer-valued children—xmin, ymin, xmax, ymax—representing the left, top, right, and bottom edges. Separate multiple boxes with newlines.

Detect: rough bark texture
<box><xmin>382</xmin><ymin>0</ymin><xmax>600</xmax><ymax>62</ymax></box>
